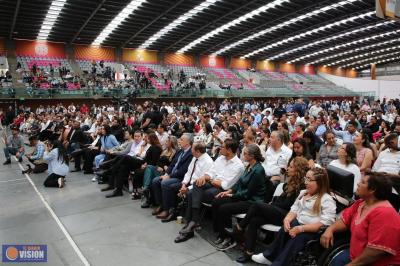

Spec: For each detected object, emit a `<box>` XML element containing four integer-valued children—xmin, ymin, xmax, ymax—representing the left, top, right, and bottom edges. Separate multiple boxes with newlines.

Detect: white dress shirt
<box><xmin>128</xmin><ymin>140</ymin><xmax>143</xmax><ymax>157</ymax></box>
<box><xmin>156</xmin><ymin>131</ymin><xmax>169</xmax><ymax>150</ymax></box>
<box><xmin>262</xmin><ymin>144</ymin><xmax>292</xmax><ymax>177</ymax></box>
<box><xmin>205</xmin><ymin>155</ymin><xmax>244</xmax><ymax>190</ymax></box>
<box><xmin>372</xmin><ymin>149</ymin><xmax>400</xmax><ymax>174</ymax></box>
<box><xmin>290</xmin><ymin>190</ymin><xmax>336</xmax><ymax>226</ymax></box>
<box><xmin>214</xmin><ymin>129</ymin><xmax>227</xmax><ymax>147</ymax></box>
<box><xmin>182</xmin><ymin>153</ymin><xmax>214</xmax><ymax>189</ymax></box>
<box><xmin>329</xmin><ymin>160</ymin><xmax>361</xmax><ymax>193</ymax></box>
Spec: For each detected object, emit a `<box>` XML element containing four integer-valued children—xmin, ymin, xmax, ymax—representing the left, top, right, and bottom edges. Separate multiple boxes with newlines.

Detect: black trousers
<box><xmin>239</xmin><ymin>202</ymin><xmax>287</xmax><ymax>252</ymax></box>
<box><xmin>211</xmin><ymin>197</ymin><xmax>253</xmax><ymax>238</ymax></box>
<box><xmin>262</xmin><ymin>219</ymin><xmax>319</xmax><ymax>266</ymax></box>
<box><xmin>43</xmin><ymin>173</ymin><xmax>64</xmax><ymax>187</ymax></box>
<box><xmin>74</xmin><ymin>148</ymin><xmax>100</xmax><ymax>171</ymax></box>
<box><xmin>108</xmin><ymin>155</ymin><xmax>143</xmax><ymax>191</ymax></box>
<box><xmin>185</xmin><ymin>183</ymin><xmax>222</xmax><ymax>223</ymax></box>
<box><xmin>27</xmin><ymin>159</ymin><xmax>48</xmax><ymax>173</ymax></box>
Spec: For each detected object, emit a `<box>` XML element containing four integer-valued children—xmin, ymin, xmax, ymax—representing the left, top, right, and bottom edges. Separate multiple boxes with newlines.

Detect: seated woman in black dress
<box><xmin>234</xmin><ymin>157</ymin><xmax>309</xmax><ymax>263</ymax></box>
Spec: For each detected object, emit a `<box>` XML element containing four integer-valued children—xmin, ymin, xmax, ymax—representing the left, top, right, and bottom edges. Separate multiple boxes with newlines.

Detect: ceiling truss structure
<box><xmin>0</xmin><ymin>0</ymin><xmax>398</xmax><ymax>70</ymax></box>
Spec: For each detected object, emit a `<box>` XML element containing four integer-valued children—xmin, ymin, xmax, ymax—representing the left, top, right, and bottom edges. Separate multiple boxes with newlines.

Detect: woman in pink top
<box><xmin>321</xmin><ymin>172</ymin><xmax>400</xmax><ymax>266</ymax></box>
<box><xmin>353</xmin><ymin>131</ymin><xmax>373</xmax><ymax>175</ymax></box>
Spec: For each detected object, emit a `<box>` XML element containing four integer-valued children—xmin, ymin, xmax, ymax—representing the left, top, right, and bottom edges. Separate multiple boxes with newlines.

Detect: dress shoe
<box><xmin>179</xmin><ymin>221</ymin><xmax>198</xmax><ymax>234</ymax></box>
<box><xmin>156</xmin><ymin>210</ymin><xmax>169</xmax><ymax>219</ymax></box>
<box><xmin>71</xmin><ymin>168</ymin><xmax>81</xmax><ymax>172</ymax></box>
<box><xmin>101</xmin><ymin>185</ymin><xmax>114</xmax><ymax>192</ymax></box>
<box><xmin>131</xmin><ymin>192</ymin><xmax>141</xmax><ymax>200</ymax></box>
<box><xmin>236</xmin><ymin>252</ymin><xmax>253</xmax><ymax>263</ymax></box>
<box><xmin>174</xmin><ymin>232</ymin><xmax>194</xmax><ymax>243</ymax></box>
<box><xmin>3</xmin><ymin>159</ymin><xmax>11</xmax><ymax>165</ymax></box>
<box><xmin>140</xmin><ymin>189</ymin><xmax>150</xmax><ymax>208</ymax></box>
<box><xmin>151</xmin><ymin>207</ymin><xmax>162</xmax><ymax>215</ymax></box>
<box><xmin>105</xmin><ymin>189</ymin><xmax>123</xmax><ymax>198</ymax></box>
<box><xmin>161</xmin><ymin>212</ymin><xmax>177</xmax><ymax>223</ymax></box>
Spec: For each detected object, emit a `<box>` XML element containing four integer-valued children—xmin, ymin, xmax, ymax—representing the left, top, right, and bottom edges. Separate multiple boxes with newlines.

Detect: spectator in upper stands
<box><xmin>321</xmin><ymin>172</ymin><xmax>400</xmax><ymax>266</ymax></box>
<box><xmin>252</xmin><ymin>167</ymin><xmax>336</xmax><ymax>266</ymax></box>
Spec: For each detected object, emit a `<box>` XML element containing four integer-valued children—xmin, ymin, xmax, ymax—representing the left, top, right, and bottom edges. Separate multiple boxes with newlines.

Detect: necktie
<box><xmin>172</xmin><ymin>151</ymin><xmax>185</xmax><ymax>175</ymax></box>
<box><xmin>187</xmin><ymin>159</ymin><xmax>198</xmax><ymax>186</ymax></box>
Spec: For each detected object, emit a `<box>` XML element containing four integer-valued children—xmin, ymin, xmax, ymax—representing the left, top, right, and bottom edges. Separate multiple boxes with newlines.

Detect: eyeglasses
<box><xmin>304</xmin><ymin>177</ymin><xmax>317</xmax><ymax>183</ymax></box>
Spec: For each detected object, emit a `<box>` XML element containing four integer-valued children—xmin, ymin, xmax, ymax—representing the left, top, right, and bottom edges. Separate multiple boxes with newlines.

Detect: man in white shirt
<box><xmin>372</xmin><ymin>134</ymin><xmax>400</xmax><ymax>175</ymax></box>
<box><xmin>175</xmin><ymin>139</ymin><xmax>244</xmax><ymax>243</ymax></box>
<box><xmin>156</xmin><ymin>124</ymin><xmax>169</xmax><ymax>150</ymax></box>
<box><xmin>309</xmin><ymin>101</ymin><xmax>323</xmax><ymax>118</ymax></box>
<box><xmin>262</xmin><ymin>131</ymin><xmax>292</xmax><ymax>184</ymax></box>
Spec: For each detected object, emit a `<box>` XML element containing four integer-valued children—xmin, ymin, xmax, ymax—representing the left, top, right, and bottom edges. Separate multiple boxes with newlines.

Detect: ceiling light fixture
<box><xmin>212</xmin><ymin>0</ymin><xmax>363</xmax><ymax>56</ymax></box>
<box><xmin>242</xmin><ymin>11</ymin><xmax>374</xmax><ymax>58</ymax></box>
<box><xmin>177</xmin><ymin>0</ymin><xmax>291</xmax><ymax>54</ymax></box>
<box><xmin>92</xmin><ymin>0</ymin><xmax>146</xmax><ymax>46</ymax></box>
<box><xmin>280</xmin><ymin>27</ymin><xmax>400</xmax><ymax>63</ymax></box>
<box><xmin>139</xmin><ymin>0</ymin><xmax>221</xmax><ymax>49</ymax></box>
<box><xmin>37</xmin><ymin>0</ymin><xmax>67</xmax><ymax>40</ymax></box>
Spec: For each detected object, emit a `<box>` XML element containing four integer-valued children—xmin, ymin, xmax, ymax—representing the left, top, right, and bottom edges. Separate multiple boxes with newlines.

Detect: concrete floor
<box><xmin>0</xmin><ymin>140</ymin><xmax>238</xmax><ymax>266</ymax></box>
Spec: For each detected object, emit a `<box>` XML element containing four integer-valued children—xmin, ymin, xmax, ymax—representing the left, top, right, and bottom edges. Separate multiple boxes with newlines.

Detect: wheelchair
<box><xmin>292</xmin><ymin>189</ymin><xmax>400</xmax><ymax>266</ymax></box>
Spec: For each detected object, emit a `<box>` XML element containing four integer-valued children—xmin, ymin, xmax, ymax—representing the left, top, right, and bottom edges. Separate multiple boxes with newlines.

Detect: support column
<box><xmin>371</xmin><ymin>63</ymin><xmax>376</xmax><ymax>80</ymax></box>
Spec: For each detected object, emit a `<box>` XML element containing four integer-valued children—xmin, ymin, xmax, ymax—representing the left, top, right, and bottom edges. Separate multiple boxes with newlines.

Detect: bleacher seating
<box><xmin>76</xmin><ymin>59</ymin><xmax>119</xmax><ymax>73</ymax></box>
<box><xmin>165</xmin><ymin>65</ymin><xmax>205</xmax><ymax>79</ymax></box>
<box><xmin>126</xmin><ymin>63</ymin><xmax>171</xmax><ymax>91</ymax></box>
<box><xmin>17</xmin><ymin>55</ymin><xmax>72</xmax><ymax>74</ymax></box>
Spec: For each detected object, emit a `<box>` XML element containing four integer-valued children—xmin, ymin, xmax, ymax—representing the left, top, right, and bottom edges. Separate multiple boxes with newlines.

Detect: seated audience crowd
<box><xmin>3</xmin><ymin>97</ymin><xmax>400</xmax><ymax>265</ymax></box>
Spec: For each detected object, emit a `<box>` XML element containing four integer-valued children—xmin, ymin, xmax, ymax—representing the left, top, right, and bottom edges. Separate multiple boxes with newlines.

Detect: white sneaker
<box><xmin>92</xmin><ymin>176</ymin><xmax>98</xmax><ymax>182</ymax></box>
<box><xmin>251</xmin><ymin>253</ymin><xmax>272</xmax><ymax>265</ymax></box>
<box><xmin>58</xmin><ymin>178</ymin><xmax>65</xmax><ymax>188</ymax></box>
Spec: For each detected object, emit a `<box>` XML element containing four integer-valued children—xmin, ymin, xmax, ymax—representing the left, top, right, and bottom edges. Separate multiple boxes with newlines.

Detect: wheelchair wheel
<box><xmin>317</xmin><ymin>237</ymin><xmax>350</xmax><ymax>266</ymax></box>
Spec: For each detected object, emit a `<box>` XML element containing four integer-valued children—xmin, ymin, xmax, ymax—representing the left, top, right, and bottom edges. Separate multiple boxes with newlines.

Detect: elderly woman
<box><xmin>317</xmin><ymin>130</ymin><xmax>340</xmax><ymax>168</ymax></box>
<box><xmin>212</xmin><ymin>144</ymin><xmax>267</xmax><ymax>251</ymax></box>
<box><xmin>234</xmin><ymin>157</ymin><xmax>309</xmax><ymax>263</ymax></box>
<box><xmin>252</xmin><ymin>168</ymin><xmax>336</xmax><ymax>266</ymax></box>
<box><xmin>321</xmin><ymin>172</ymin><xmax>400</xmax><ymax>266</ymax></box>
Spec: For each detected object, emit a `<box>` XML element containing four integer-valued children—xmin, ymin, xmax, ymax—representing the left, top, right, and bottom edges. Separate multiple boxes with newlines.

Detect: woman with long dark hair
<box><xmin>234</xmin><ymin>157</ymin><xmax>309</xmax><ymax>263</ymax></box>
<box><xmin>329</xmin><ymin>143</ymin><xmax>361</xmax><ymax>194</ymax></box>
<box><xmin>43</xmin><ymin>139</ymin><xmax>69</xmax><ymax>188</ymax></box>
<box><xmin>290</xmin><ymin>138</ymin><xmax>314</xmax><ymax>169</ymax></box>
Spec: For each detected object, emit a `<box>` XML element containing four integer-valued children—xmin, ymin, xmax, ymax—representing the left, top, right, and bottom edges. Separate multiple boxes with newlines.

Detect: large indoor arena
<box><xmin>0</xmin><ymin>0</ymin><xmax>399</xmax><ymax>265</ymax></box>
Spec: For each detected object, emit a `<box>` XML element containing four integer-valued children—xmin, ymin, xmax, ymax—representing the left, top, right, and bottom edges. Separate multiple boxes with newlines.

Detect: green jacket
<box><xmin>231</xmin><ymin>161</ymin><xmax>266</xmax><ymax>202</ymax></box>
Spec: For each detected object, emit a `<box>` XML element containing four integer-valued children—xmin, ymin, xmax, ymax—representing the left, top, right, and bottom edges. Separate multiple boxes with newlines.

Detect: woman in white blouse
<box><xmin>252</xmin><ymin>167</ymin><xmax>336</xmax><ymax>266</ymax></box>
<box><xmin>328</xmin><ymin>143</ymin><xmax>361</xmax><ymax>194</ymax></box>
<box><xmin>43</xmin><ymin>140</ymin><xmax>69</xmax><ymax>188</ymax></box>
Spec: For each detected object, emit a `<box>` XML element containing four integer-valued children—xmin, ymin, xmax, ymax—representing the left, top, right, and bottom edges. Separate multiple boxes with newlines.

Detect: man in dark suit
<box><xmin>64</xmin><ymin>121</ymin><xmax>85</xmax><ymax>155</ymax></box>
<box><xmin>152</xmin><ymin>133</ymin><xmax>193</xmax><ymax>222</ymax></box>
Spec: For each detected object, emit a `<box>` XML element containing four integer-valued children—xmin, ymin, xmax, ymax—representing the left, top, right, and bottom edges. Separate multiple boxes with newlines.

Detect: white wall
<box><xmin>319</xmin><ymin>72</ymin><xmax>400</xmax><ymax>100</ymax></box>
<box><xmin>360</xmin><ymin>75</ymin><xmax>400</xmax><ymax>81</ymax></box>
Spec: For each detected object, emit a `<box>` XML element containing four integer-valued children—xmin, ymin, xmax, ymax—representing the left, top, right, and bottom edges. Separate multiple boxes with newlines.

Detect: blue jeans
<box><xmin>151</xmin><ymin>177</ymin><xmax>181</xmax><ymax>210</ymax></box>
<box><xmin>4</xmin><ymin>147</ymin><xmax>24</xmax><ymax>160</ymax></box>
<box><xmin>94</xmin><ymin>154</ymin><xmax>105</xmax><ymax>169</ymax></box>
<box><xmin>330</xmin><ymin>248</ymin><xmax>351</xmax><ymax>266</ymax></box>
